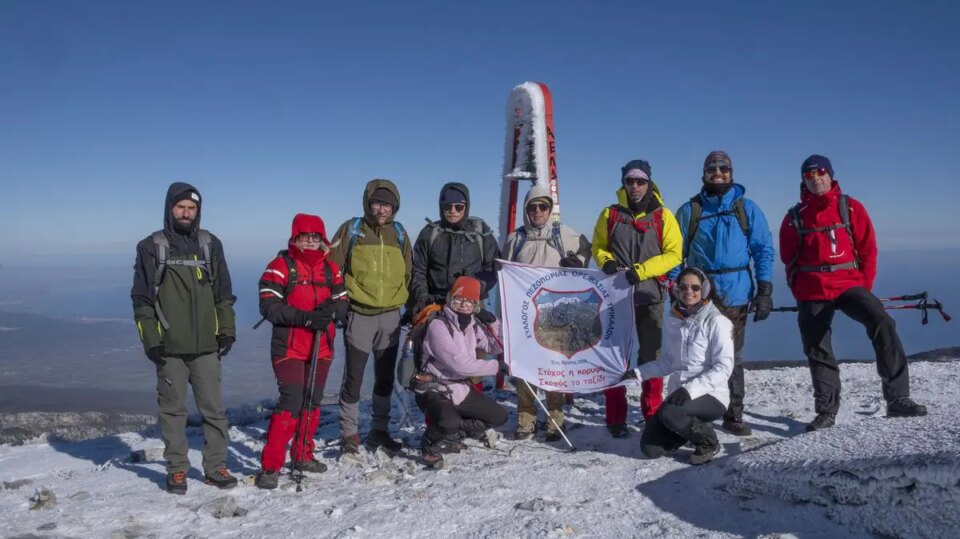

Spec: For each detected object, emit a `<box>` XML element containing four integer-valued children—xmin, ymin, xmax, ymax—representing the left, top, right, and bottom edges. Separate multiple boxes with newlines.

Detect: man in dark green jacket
<box><xmin>131</xmin><ymin>182</ymin><xmax>237</xmax><ymax>494</ymax></box>
<box><xmin>329</xmin><ymin>179</ymin><xmax>413</xmax><ymax>455</ymax></box>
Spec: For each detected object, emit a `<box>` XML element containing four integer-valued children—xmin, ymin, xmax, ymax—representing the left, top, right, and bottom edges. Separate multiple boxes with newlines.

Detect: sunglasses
<box><xmin>705</xmin><ymin>166</ymin><xmax>731</xmax><ymax>174</ymax></box>
<box><xmin>297</xmin><ymin>233</ymin><xmax>323</xmax><ymax>243</ymax></box>
<box><xmin>442</xmin><ymin>203</ymin><xmax>466</xmax><ymax>212</ymax></box>
<box><xmin>623</xmin><ymin>177</ymin><xmax>649</xmax><ymax>186</ymax></box>
<box><xmin>803</xmin><ymin>167</ymin><xmax>829</xmax><ymax>180</ymax></box>
<box><xmin>450</xmin><ymin>296</ymin><xmax>476</xmax><ymax>308</ymax></box>
<box><xmin>526</xmin><ymin>202</ymin><xmax>551</xmax><ymax>213</ymax></box>
<box><xmin>677</xmin><ymin>284</ymin><xmax>702</xmax><ymax>292</ymax></box>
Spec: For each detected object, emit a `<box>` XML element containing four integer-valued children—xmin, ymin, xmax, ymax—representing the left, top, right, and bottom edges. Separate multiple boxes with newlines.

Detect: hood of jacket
<box><xmin>363</xmin><ymin>178</ymin><xmax>401</xmax><ymax>226</ymax></box>
<box><xmin>439</xmin><ymin>182</ymin><xmax>471</xmax><ymax>223</ymax></box>
<box><xmin>164</xmin><ymin>182</ymin><xmax>202</xmax><ymax>235</ymax></box>
<box><xmin>288</xmin><ymin>213</ymin><xmax>329</xmax><ymax>265</ymax></box>
<box><xmin>614</xmin><ymin>181</ymin><xmax>664</xmax><ymax>215</ymax></box>
<box><xmin>521</xmin><ymin>183</ymin><xmax>554</xmax><ymax>234</ymax></box>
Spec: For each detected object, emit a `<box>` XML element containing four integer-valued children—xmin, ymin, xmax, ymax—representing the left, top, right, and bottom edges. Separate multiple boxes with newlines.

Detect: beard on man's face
<box><xmin>172</xmin><ymin>214</ymin><xmax>195</xmax><ymax>233</ymax></box>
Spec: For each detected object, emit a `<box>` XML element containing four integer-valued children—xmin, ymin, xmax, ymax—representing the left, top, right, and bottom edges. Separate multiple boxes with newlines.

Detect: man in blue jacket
<box><xmin>671</xmin><ymin>151</ymin><xmax>775</xmax><ymax>436</ymax></box>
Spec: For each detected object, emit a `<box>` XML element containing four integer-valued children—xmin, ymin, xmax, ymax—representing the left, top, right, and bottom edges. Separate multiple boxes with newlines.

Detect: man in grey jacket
<box><xmin>502</xmin><ymin>184</ymin><xmax>591</xmax><ymax>441</ymax></box>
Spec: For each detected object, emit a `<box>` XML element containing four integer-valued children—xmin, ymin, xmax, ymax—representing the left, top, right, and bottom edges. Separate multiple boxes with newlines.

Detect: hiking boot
<box><xmin>608</xmin><ymin>423</ymin><xmax>630</xmax><ymax>438</ymax></box>
<box><xmin>204</xmin><ymin>468</ymin><xmax>238</xmax><ymax>489</ymax></box>
<box><xmin>514</xmin><ymin>429</ymin><xmax>534</xmax><ymax>441</ymax></box>
<box><xmin>291</xmin><ymin>459</ymin><xmax>328</xmax><ymax>474</ymax></box>
<box><xmin>421</xmin><ymin>452</ymin><xmax>444</xmax><ymax>469</ymax></box>
<box><xmin>365</xmin><ymin>429</ymin><xmax>403</xmax><ymax>455</ymax></box>
<box><xmin>886</xmin><ymin>397</ymin><xmax>928</xmax><ymax>418</ymax></box>
<box><xmin>255</xmin><ymin>470</ymin><xmax>279</xmax><ymax>490</ymax></box>
<box><xmin>166</xmin><ymin>471</ymin><xmax>187</xmax><ymax>495</ymax></box>
<box><xmin>721</xmin><ymin>419</ymin><xmax>753</xmax><ymax>437</ymax></box>
<box><xmin>340</xmin><ymin>433</ymin><xmax>361</xmax><ymax>455</ymax></box>
<box><xmin>805</xmin><ymin>412</ymin><xmax>836</xmax><ymax>432</ymax></box>
<box><xmin>438</xmin><ymin>435</ymin><xmax>466</xmax><ymax>454</ymax></box>
<box><xmin>688</xmin><ymin>443</ymin><xmax>721</xmax><ymax>465</ymax></box>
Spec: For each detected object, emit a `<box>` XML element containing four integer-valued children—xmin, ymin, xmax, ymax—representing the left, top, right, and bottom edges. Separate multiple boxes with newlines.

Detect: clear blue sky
<box><xmin>2</xmin><ymin>0</ymin><xmax>958</xmax><ymax>262</ymax></box>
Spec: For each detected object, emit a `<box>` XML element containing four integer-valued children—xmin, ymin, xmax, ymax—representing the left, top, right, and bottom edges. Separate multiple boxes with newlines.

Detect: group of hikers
<box><xmin>131</xmin><ymin>152</ymin><xmax>928</xmax><ymax>494</ymax></box>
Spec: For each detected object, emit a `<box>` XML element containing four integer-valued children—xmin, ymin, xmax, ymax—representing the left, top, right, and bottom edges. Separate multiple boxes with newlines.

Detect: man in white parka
<box><xmin>622</xmin><ymin>266</ymin><xmax>734</xmax><ymax>465</ymax></box>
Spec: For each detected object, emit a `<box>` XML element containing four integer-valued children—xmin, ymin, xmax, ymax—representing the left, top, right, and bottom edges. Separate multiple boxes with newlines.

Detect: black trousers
<box><xmin>273</xmin><ymin>357</ymin><xmax>331</xmax><ymax>414</ymax></box>
<box><xmin>640</xmin><ymin>394</ymin><xmax>725</xmax><ymax>459</ymax></box>
<box><xmin>415</xmin><ymin>388</ymin><xmax>508</xmax><ymax>444</ymax></box>
<box><xmin>715</xmin><ymin>304</ymin><xmax>748</xmax><ymax>422</ymax></box>
<box><xmin>798</xmin><ymin>286</ymin><xmax>910</xmax><ymax>414</ymax></box>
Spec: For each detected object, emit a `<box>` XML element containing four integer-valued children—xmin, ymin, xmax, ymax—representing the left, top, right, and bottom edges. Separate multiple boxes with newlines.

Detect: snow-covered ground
<box><xmin>1</xmin><ymin>359</ymin><xmax>958</xmax><ymax>538</ymax></box>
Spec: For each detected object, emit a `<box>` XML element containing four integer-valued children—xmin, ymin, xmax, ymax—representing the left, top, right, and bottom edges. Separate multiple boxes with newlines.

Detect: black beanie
<box><xmin>621</xmin><ymin>159</ymin><xmax>652</xmax><ymax>182</ymax></box>
<box><xmin>369</xmin><ymin>187</ymin><xmax>398</xmax><ymax>208</ymax></box>
<box><xmin>172</xmin><ymin>190</ymin><xmax>200</xmax><ymax>207</ymax></box>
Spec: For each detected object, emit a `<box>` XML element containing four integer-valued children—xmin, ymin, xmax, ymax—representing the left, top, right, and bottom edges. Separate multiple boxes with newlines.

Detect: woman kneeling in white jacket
<box><xmin>623</xmin><ymin>267</ymin><xmax>734</xmax><ymax>465</ymax></box>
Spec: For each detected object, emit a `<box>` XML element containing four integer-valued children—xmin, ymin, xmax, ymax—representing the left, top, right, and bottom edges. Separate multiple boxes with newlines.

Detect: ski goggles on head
<box><xmin>442</xmin><ymin>203</ymin><xmax>466</xmax><ymax>212</ymax></box>
<box><xmin>704</xmin><ymin>163</ymin><xmax>731</xmax><ymax>174</ymax></box>
<box><xmin>803</xmin><ymin>167</ymin><xmax>830</xmax><ymax>180</ymax></box>
<box><xmin>677</xmin><ymin>284</ymin><xmax>702</xmax><ymax>292</ymax></box>
<box><xmin>525</xmin><ymin>202</ymin><xmax>551</xmax><ymax>213</ymax></box>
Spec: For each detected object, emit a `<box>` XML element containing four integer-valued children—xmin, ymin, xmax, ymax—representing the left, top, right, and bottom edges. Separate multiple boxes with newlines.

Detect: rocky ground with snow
<box><xmin>1</xmin><ymin>359</ymin><xmax>958</xmax><ymax>538</ymax></box>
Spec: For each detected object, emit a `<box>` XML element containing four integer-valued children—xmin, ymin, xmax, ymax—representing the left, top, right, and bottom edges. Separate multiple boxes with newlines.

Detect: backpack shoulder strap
<box><xmin>278</xmin><ymin>250</ymin><xmax>298</xmax><ymax>298</ymax></box>
<box><xmin>653</xmin><ymin>207</ymin><xmax>665</xmax><ymax>246</ymax></box>
<box><xmin>150</xmin><ymin>231</ymin><xmax>171</xmax><ymax>330</ymax></box>
<box><xmin>786</xmin><ymin>203</ymin><xmax>804</xmax><ymax>280</ymax></box>
<box><xmin>510</xmin><ymin>226</ymin><xmax>527</xmax><ymax>261</ymax></box>
<box><xmin>684</xmin><ymin>196</ymin><xmax>702</xmax><ymax>261</ymax></box>
<box><xmin>606</xmin><ymin>205</ymin><xmax>625</xmax><ymax>238</ymax></box>
<box><xmin>838</xmin><ymin>194</ymin><xmax>858</xmax><ymax>263</ymax></box>
<box><xmin>391</xmin><ymin>221</ymin><xmax>407</xmax><ymax>251</ymax></box>
<box><xmin>197</xmin><ymin>229</ymin><xmax>214</xmax><ymax>282</ymax></box>
<box><xmin>551</xmin><ymin>221</ymin><xmax>566</xmax><ymax>257</ymax></box>
<box><xmin>732</xmin><ymin>198</ymin><xmax>750</xmax><ymax>237</ymax></box>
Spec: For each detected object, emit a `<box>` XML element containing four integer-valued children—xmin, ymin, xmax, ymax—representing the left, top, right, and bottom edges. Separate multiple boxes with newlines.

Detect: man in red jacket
<box><xmin>780</xmin><ymin>155</ymin><xmax>927</xmax><ymax>432</ymax></box>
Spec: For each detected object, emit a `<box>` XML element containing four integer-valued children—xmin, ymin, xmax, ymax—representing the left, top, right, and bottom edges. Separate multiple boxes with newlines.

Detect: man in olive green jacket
<box><xmin>329</xmin><ymin>179</ymin><xmax>413</xmax><ymax>455</ymax></box>
<box><xmin>131</xmin><ymin>182</ymin><xmax>237</xmax><ymax>494</ymax></box>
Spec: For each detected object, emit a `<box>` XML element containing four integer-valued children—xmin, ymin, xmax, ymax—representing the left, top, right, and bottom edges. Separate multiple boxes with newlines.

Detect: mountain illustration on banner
<box><xmin>532</xmin><ymin>288</ymin><xmax>603</xmax><ymax>358</ymax></box>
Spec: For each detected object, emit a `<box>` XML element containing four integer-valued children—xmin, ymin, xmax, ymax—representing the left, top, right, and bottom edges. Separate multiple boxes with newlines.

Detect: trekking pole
<box><xmin>770</xmin><ymin>301</ymin><xmax>951</xmax><ymax>324</ymax></box>
<box><xmin>877</xmin><ymin>292</ymin><xmax>928</xmax><ymax>303</ymax></box>
<box><xmin>475</xmin><ymin>318</ymin><xmax>576</xmax><ymax>452</ymax></box>
<box><xmin>292</xmin><ymin>326</ymin><xmax>324</xmax><ymax>493</ymax></box>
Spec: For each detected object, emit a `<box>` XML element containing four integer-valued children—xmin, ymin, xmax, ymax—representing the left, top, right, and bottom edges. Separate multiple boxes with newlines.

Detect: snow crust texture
<box><xmin>0</xmin><ymin>360</ymin><xmax>957</xmax><ymax>538</ymax></box>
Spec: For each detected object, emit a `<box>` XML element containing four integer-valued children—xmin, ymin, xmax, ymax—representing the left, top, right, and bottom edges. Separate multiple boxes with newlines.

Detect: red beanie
<box><xmin>448</xmin><ymin>276</ymin><xmax>482</xmax><ymax>303</ymax></box>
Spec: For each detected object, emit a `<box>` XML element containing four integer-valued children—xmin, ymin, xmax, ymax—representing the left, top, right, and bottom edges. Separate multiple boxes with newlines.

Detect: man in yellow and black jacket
<box><xmin>328</xmin><ymin>179</ymin><xmax>413</xmax><ymax>455</ymax></box>
<box><xmin>592</xmin><ymin>160</ymin><xmax>682</xmax><ymax>438</ymax></box>
<box><xmin>131</xmin><ymin>181</ymin><xmax>237</xmax><ymax>494</ymax></box>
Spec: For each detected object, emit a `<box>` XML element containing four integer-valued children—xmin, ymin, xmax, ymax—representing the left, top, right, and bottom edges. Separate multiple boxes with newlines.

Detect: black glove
<box><xmin>625</xmin><ymin>268</ymin><xmax>642</xmax><ymax>286</ymax></box>
<box><xmin>333</xmin><ymin>299</ymin><xmax>350</xmax><ymax>328</ymax></box>
<box><xmin>476</xmin><ymin>309</ymin><xmax>497</xmax><ymax>325</ymax></box>
<box><xmin>217</xmin><ymin>336</ymin><xmax>235</xmax><ymax>357</ymax></box>
<box><xmin>752</xmin><ymin>280</ymin><xmax>773</xmax><ymax>322</ymax></box>
<box><xmin>304</xmin><ymin>310</ymin><xmax>332</xmax><ymax>329</ymax></box>
<box><xmin>146</xmin><ymin>346</ymin><xmax>165</xmax><ymax>367</ymax></box>
<box><xmin>602</xmin><ymin>260</ymin><xmax>619</xmax><ymax>275</ymax></box>
<box><xmin>664</xmin><ymin>388</ymin><xmax>691</xmax><ymax>407</ymax></box>
<box><xmin>559</xmin><ymin>253</ymin><xmax>583</xmax><ymax>268</ymax></box>
<box><xmin>619</xmin><ymin>368</ymin><xmax>638</xmax><ymax>382</ymax></box>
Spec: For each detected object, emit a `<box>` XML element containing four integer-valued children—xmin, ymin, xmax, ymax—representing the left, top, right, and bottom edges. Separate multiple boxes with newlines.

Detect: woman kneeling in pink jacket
<box><xmin>413</xmin><ymin>276</ymin><xmax>507</xmax><ymax>468</ymax></box>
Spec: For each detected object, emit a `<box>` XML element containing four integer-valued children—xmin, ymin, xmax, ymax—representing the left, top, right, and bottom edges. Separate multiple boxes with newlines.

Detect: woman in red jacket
<box><xmin>256</xmin><ymin>213</ymin><xmax>348</xmax><ymax>489</ymax></box>
<box><xmin>779</xmin><ymin>155</ymin><xmax>926</xmax><ymax>433</ymax></box>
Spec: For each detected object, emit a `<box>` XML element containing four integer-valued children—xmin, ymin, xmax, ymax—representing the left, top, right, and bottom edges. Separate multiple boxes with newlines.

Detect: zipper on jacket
<box><xmin>378</xmin><ymin>231</ymin><xmax>385</xmax><ymax>301</ymax></box>
<box><xmin>193</xmin><ymin>255</ymin><xmax>201</xmax><ymax>353</ymax></box>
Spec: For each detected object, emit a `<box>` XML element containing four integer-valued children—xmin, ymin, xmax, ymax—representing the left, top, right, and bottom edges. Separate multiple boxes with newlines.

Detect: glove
<box><xmin>333</xmin><ymin>299</ymin><xmax>350</xmax><ymax>328</ymax></box>
<box><xmin>602</xmin><ymin>260</ymin><xmax>619</xmax><ymax>275</ymax></box>
<box><xmin>304</xmin><ymin>310</ymin><xmax>333</xmax><ymax>329</ymax></box>
<box><xmin>625</xmin><ymin>268</ymin><xmax>642</xmax><ymax>286</ymax></box>
<box><xmin>146</xmin><ymin>346</ymin><xmax>165</xmax><ymax>367</ymax></box>
<box><xmin>217</xmin><ymin>336</ymin><xmax>235</xmax><ymax>357</ymax></box>
<box><xmin>752</xmin><ymin>280</ymin><xmax>773</xmax><ymax>322</ymax></box>
<box><xmin>559</xmin><ymin>253</ymin><xmax>583</xmax><ymax>268</ymax></box>
<box><xmin>476</xmin><ymin>309</ymin><xmax>497</xmax><ymax>325</ymax></box>
<box><xmin>664</xmin><ymin>388</ymin><xmax>691</xmax><ymax>407</ymax></box>
<box><xmin>619</xmin><ymin>368</ymin><xmax>639</xmax><ymax>382</ymax></box>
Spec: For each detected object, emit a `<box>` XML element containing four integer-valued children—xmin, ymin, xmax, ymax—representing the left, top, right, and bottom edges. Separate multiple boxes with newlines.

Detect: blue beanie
<box><xmin>801</xmin><ymin>155</ymin><xmax>834</xmax><ymax>178</ymax></box>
